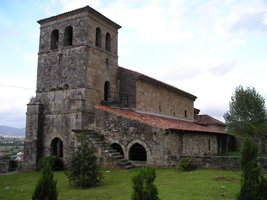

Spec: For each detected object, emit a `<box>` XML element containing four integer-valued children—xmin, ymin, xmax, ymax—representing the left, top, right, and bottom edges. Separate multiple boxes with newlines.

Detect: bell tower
<box><xmin>24</xmin><ymin>6</ymin><xmax>121</xmax><ymax>170</ymax></box>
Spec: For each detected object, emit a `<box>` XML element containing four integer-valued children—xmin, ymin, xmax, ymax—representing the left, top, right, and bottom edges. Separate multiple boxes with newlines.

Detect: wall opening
<box><xmin>51</xmin><ymin>29</ymin><xmax>59</xmax><ymax>50</ymax></box>
<box><xmin>105</xmin><ymin>32</ymin><xmax>111</xmax><ymax>51</ymax></box>
<box><xmin>111</xmin><ymin>143</ymin><xmax>124</xmax><ymax>156</ymax></box>
<box><xmin>50</xmin><ymin>137</ymin><xmax>63</xmax><ymax>158</ymax></box>
<box><xmin>95</xmin><ymin>27</ymin><xmax>102</xmax><ymax>47</ymax></box>
<box><xmin>104</xmin><ymin>81</ymin><xmax>110</xmax><ymax>101</ymax></box>
<box><xmin>64</xmin><ymin>26</ymin><xmax>73</xmax><ymax>46</ymax></box>
<box><xmin>129</xmin><ymin>143</ymin><xmax>147</xmax><ymax>161</ymax></box>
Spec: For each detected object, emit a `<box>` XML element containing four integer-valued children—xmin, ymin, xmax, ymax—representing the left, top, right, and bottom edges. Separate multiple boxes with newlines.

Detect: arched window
<box><xmin>104</xmin><ymin>81</ymin><xmax>110</xmax><ymax>101</ymax></box>
<box><xmin>95</xmin><ymin>27</ymin><xmax>102</xmax><ymax>47</ymax></box>
<box><xmin>105</xmin><ymin>32</ymin><xmax>111</xmax><ymax>51</ymax></box>
<box><xmin>51</xmin><ymin>29</ymin><xmax>59</xmax><ymax>50</ymax></box>
<box><xmin>64</xmin><ymin>26</ymin><xmax>73</xmax><ymax>46</ymax></box>
<box><xmin>50</xmin><ymin>137</ymin><xmax>63</xmax><ymax>158</ymax></box>
<box><xmin>111</xmin><ymin>143</ymin><xmax>124</xmax><ymax>156</ymax></box>
<box><xmin>129</xmin><ymin>143</ymin><xmax>147</xmax><ymax>161</ymax></box>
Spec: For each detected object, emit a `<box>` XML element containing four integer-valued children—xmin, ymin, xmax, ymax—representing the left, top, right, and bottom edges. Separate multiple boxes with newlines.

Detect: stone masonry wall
<box><xmin>95</xmin><ymin>108</ymin><xmax>222</xmax><ymax>166</ymax></box>
<box><xmin>136</xmin><ymin>79</ymin><xmax>195</xmax><ymax>121</ymax></box>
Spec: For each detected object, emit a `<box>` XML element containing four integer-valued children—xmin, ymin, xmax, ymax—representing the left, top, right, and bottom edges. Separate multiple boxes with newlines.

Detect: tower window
<box><xmin>96</xmin><ymin>27</ymin><xmax>102</xmax><ymax>48</ymax></box>
<box><xmin>64</xmin><ymin>26</ymin><xmax>73</xmax><ymax>46</ymax></box>
<box><xmin>51</xmin><ymin>29</ymin><xmax>59</xmax><ymax>50</ymax></box>
<box><xmin>184</xmin><ymin>110</ymin><xmax>187</xmax><ymax>118</ymax></box>
<box><xmin>105</xmin><ymin>32</ymin><xmax>111</xmax><ymax>51</ymax></box>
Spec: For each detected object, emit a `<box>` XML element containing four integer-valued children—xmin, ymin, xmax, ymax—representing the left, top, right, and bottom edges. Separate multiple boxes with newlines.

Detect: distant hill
<box><xmin>0</xmin><ymin>126</ymin><xmax>25</xmax><ymax>137</ymax></box>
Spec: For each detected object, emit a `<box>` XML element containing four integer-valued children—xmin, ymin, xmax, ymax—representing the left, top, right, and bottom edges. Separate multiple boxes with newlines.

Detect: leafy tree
<box><xmin>32</xmin><ymin>160</ymin><xmax>58</xmax><ymax>200</ymax></box>
<box><xmin>224</xmin><ymin>86</ymin><xmax>267</xmax><ymax>137</ymax></box>
<box><xmin>132</xmin><ymin>167</ymin><xmax>159</xmax><ymax>200</ymax></box>
<box><xmin>66</xmin><ymin>133</ymin><xmax>102</xmax><ymax>188</ymax></box>
<box><xmin>237</xmin><ymin>137</ymin><xmax>267</xmax><ymax>200</ymax></box>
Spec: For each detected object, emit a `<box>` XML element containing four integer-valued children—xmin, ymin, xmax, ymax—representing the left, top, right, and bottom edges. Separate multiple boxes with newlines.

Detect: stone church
<box><xmin>24</xmin><ymin>6</ymin><xmax>234</xmax><ymax>170</ymax></box>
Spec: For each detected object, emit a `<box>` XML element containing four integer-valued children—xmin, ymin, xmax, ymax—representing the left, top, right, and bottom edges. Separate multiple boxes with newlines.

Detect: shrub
<box><xmin>179</xmin><ymin>157</ymin><xmax>194</xmax><ymax>171</ymax></box>
<box><xmin>66</xmin><ymin>133</ymin><xmax>102</xmax><ymax>188</ymax></box>
<box><xmin>237</xmin><ymin>137</ymin><xmax>267</xmax><ymax>200</ymax></box>
<box><xmin>132</xmin><ymin>167</ymin><xmax>159</xmax><ymax>200</ymax></box>
<box><xmin>32</xmin><ymin>161</ymin><xmax>57</xmax><ymax>200</ymax></box>
<box><xmin>38</xmin><ymin>156</ymin><xmax>64</xmax><ymax>171</ymax></box>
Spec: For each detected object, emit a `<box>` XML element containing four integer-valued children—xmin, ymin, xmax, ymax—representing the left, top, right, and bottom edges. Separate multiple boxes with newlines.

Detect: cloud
<box><xmin>229</xmin><ymin>12</ymin><xmax>267</xmax><ymax>32</ymax></box>
<box><xmin>209</xmin><ymin>62</ymin><xmax>236</xmax><ymax>76</ymax></box>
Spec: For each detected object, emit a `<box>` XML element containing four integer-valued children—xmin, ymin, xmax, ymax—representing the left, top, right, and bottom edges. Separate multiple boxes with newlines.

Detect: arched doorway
<box><xmin>104</xmin><ymin>81</ymin><xmax>110</xmax><ymax>101</ymax></box>
<box><xmin>50</xmin><ymin>137</ymin><xmax>63</xmax><ymax>158</ymax></box>
<box><xmin>129</xmin><ymin>143</ymin><xmax>147</xmax><ymax>161</ymax></box>
<box><xmin>111</xmin><ymin>143</ymin><xmax>124</xmax><ymax>156</ymax></box>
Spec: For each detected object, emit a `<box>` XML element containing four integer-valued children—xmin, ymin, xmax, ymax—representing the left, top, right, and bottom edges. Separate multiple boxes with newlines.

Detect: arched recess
<box><xmin>104</xmin><ymin>81</ymin><xmax>110</xmax><ymax>102</ymax></box>
<box><xmin>51</xmin><ymin>29</ymin><xmax>59</xmax><ymax>49</ymax></box>
<box><xmin>50</xmin><ymin>137</ymin><xmax>63</xmax><ymax>158</ymax></box>
<box><xmin>64</xmin><ymin>26</ymin><xmax>73</xmax><ymax>46</ymax></box>
<box><xmin>95</xmin><ymin>27</ymin><xmax>102</xmax><ymax>47</ymax></box>
<box><xmin>111</xmin><ymin>143</ymin><xmax>124</xmax><ymax>156</ymax></box>
<box><xmin>129</xmin><ymin>143</ymin><xmax>147</xmax><ymax>161</ymax></box>
<box><xmin>105</xmin><ymin>32</ymin><xmax>111</xmax><ymax>51</ymax></box>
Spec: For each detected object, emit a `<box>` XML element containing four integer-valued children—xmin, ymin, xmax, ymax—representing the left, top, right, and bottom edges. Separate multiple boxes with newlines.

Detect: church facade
<box><xmin>24</xmin><ymin>6</ymin><xmax>233</xmax><ymax>170</ymax></box>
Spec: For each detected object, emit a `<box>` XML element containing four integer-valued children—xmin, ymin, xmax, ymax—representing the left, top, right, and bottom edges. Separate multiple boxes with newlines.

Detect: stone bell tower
<box><xmin>24</xmin><ymin>6</ymin><xmax>121</xmax><ymax>170</ymax></box>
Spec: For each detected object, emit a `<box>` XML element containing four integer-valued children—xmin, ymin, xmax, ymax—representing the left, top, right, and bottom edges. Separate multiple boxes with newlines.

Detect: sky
<box><xmin>0</xmin><ymin>0</ymin><xmax>267</xmax><ymax>128</ymax></box>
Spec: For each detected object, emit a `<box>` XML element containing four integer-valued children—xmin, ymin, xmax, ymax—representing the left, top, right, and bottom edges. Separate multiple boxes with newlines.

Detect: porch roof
<box><xmin>95</xmin><ymin>105</ymin><xmax>225</xmax><ymax>134</ymax></box>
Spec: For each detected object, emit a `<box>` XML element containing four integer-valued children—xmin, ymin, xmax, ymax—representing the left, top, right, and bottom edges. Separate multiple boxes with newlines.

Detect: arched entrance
<box><xmin>50</xmin><ymin>137</ymin><xmax>63</xmax><ymax>158</ymax></box>
<box><xmin>104</xmin><ymin>81</ymin><xmax>110</xmax><ymax>101</ymax></box>
<box><xmin>129</xmin><ymin>143</ymin><xmax>147</xmax><ymax>161</ymax></box>
<box><xmin>111</xmin><ymin>143</ymin><xmax>124</xmax><ymax>156</ymax></box>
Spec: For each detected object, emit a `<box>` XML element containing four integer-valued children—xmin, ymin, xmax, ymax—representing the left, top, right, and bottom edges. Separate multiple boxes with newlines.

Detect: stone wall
<box><xmin>136</xmin><ymin>79</ymin><xmax>195</xmax><ymax>121</ymax></box>
<box><xmin>180</xmin><ymin>156</ymin><xmax>267</xmax><ymax>171</ymax></box>
<box><xmin>95</xmin><ymin>108</ymin><xmax>223</xmax><ymax>166</ymax></box>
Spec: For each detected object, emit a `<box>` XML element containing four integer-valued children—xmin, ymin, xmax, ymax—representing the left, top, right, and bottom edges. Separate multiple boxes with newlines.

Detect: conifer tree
<box><xmin>32</xmin><ymin>160</ymin><xmax>57</xmax><ymax>200</ymax></box>
<box><xmin>132</xmin><ymin>167</ymin><xmax>159</xmax><ymax>200</ymax></box>
<box><xmin>66</xmin><ymin>133</ymin><xmax>102</xmax><ymax>188</ymax></box>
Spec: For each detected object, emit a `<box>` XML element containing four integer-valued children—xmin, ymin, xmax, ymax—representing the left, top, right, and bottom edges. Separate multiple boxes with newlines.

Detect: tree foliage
<box><xmin>237</xmin><ymin>137</ymin><xmax>267</xmax><ymax>200</ymax></box>
<box><xmin>66</xmin><ymin>133</ymin><xmax>102</xmax><ymax>188</ymax></box>
<box><xmin>224</xmin><ymin>86</ymin><xmax>267</xmax><ymax>137</ymax></box>
<box><xmin>32</xmin><ymin>160</ymin><xmax>58</xmax><ymax>200</ymax></box>
<box><xmin>132</xmin><ymin>167</ymin><xmax>159</xmax><ymax>200</ymax></box>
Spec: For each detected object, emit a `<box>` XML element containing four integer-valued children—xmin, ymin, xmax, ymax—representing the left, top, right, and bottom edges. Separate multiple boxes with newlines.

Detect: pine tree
<box><xmin>132</xmin><ymin>167</ymin><xmax>159</xmax><ymax>200</ymax></box>
<box><xmin>66</xmin><ymin>133</ymin><xmax>102</xmax><ymax>188</ymax></box>
<box><xmin>237</xmin><ymin>137</ymin><xmax>267</xmax><ymax>200</ymax></box>
<box><xmin>32</xmin><ymin>161</ymin><xmax>57</xmax><ymax>200</ymax></box>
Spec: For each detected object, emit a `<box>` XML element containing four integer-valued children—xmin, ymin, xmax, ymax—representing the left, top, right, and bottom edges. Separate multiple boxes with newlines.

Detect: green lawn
<box><xmin>0</xmin><ymin>168</ymin><xmax>246</xmax><ymax>200</ymax></box>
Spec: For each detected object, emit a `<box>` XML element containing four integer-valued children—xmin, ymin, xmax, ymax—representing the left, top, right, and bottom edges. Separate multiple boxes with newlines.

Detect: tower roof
<box><xmin>38</xmin><ymin>5</ymin><xmax>121</xmax><ymax>29</ymax></box>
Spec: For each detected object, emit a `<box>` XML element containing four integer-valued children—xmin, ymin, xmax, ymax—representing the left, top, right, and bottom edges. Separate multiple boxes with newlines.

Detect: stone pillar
<box><xmin>23</xmin><ymin>98</ymin><xmax>44</xmax><ymax>171</ymax></box>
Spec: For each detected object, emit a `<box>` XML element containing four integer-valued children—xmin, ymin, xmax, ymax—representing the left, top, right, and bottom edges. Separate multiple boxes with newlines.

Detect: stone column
<box><xmin>23</xmin><ymin>98</ymin><xmax>44</xmax><ymax>171</ymax></box>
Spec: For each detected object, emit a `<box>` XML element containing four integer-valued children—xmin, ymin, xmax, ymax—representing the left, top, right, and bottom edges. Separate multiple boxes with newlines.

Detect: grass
<box><xmin>0</xmin><ymin>168</ymin><xmax>247</xmax><ymax>200</ymax></box>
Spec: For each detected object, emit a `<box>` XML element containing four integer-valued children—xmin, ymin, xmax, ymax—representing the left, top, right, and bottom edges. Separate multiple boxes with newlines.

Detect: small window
<box><xmin>51</xmin><ymin>29</ymin><xmax>59</xmax><ymax>50</ymax></box>
<box><xmin>64</xmin><ymin>26</ymin><xmax>73</xmax><ymax>46</ymax></box>
<box><xmin>184</xmin><ymin>110</ymin><xmax>187</xmax><ymax>118</ymax></box>
<box><xmin>208</xmin><ymin>138</ymin><xmax>211</xmax><ymax>151</ymax></box>
<box><xmin>105</xmin><ymin>32</ymin><xmax>111</xmax><ymax>51</ymax></box>
<box><xmin>96</xmin><ymin>27</ymin><xmax>102</xmax><ymax>47</ymax></box>
<box><xmin>104</xmin><ymin>81</ymin><xmax>110</xmax><ymax>101</ymax></box>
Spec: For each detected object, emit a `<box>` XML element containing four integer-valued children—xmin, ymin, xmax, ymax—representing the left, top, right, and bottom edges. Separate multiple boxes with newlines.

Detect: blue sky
<box><xmin>1</xmin><ymin>0</ymin><xmax>267</xmax><ymax>128</ymax></box>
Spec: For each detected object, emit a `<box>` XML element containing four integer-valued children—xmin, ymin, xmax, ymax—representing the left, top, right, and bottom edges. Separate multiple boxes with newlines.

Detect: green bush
<box><xmin>179</xmin><ymin>157</ymin><xmax>194</xmax><ymax>171</ymax></box>
<box><xmin>32</xmin><ymin>161</ymin><xmax>57</xmax><ymax>200</ymax></box>
<box><xmin>132</xmin><ymin>167</ymin><xmax>159</xmax><ymax>200</ymax></box>
<box><xmin>38</xmin><ymin>156</ymin><xmax>64</xmax><ymax>171</ymax></box>
<box><xmin>66</xmin><ymin>133</ymin><xmax>102</xmax><ymax>188</ymax></box>
<box><xmin>237</xmin><ymin>137</ymin><xmax>267</xmax><ymax>200</ymax></box>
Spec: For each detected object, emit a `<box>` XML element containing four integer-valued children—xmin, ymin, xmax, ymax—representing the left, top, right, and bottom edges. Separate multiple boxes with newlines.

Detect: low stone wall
<box><xmin>0</xmin><ymin>159</ymin><xmax>9</xmax><ymax>173</ymax></box>
<box><xmin>180</xmin><ymin>156</ymin><xmax>267</xmax><ymax>171</ymax></box>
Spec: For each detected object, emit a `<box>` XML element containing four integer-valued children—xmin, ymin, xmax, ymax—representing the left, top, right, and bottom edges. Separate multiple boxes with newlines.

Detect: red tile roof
<box><xmin>194</xmin><ymin>115</ymin><xmax>225</xmax><ymax>126</ymax></box>
<box><xmin>95</xmin><ymin>105</ymin><xmax>225</xmax><ymax>134</ymax></box>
